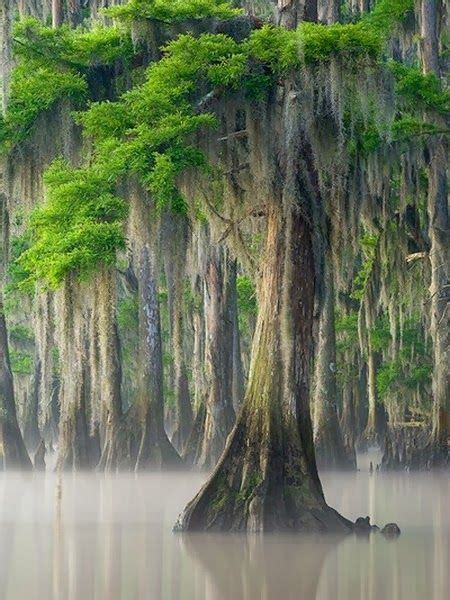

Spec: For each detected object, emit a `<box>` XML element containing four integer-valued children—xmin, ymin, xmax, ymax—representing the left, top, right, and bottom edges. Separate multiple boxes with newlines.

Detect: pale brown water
<box><xmin>0</xmin><ymin>453</ymin><xmax>448</xmax><ymax>599</ymax></box>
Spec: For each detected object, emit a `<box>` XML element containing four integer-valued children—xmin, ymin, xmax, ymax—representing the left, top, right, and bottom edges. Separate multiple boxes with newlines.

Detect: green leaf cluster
<box><xmin>351</xmin><ymin>233</ymin><xmax>379</xmax><ymax>300</ymax></box>
<box><xmin>18</xmin><ymin>160</ymin><xmax>128</xmax><ymax>288</ymax></box>
<box><xmin>0</xmin><ymin>17</ymin><xmax>133</xmax><ymax>151</ymax></box>
<box><xmin>389</xmin><ymin>61</ymin><xmax>450</xmax><ymax>114</ymax></box>
<box><xmin>103</xmin><ymin>0</ymin><xmax>242</xmax><ymax>22</ymax></box>
<box><xmin>9</xmin><ymin>350</ymin><xmax>33</xmax><ymax>375</ymax></box>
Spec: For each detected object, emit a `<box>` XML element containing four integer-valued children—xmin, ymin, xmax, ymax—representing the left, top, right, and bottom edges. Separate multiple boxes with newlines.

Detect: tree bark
<box><xmin>176</xmin><ymin>96</ymin><xmax>352</xmax><ymax>530</ymax></box>
<box><xmin>313</xmin><ymin>253</ymin><xmax>355</xmax><ymax>469</ymax></box>
<box><xmin>164</xmin><ymin>215</ymin><xmax>193</xmax><ymax>455</ymax></box>
<box><xmin>23</xmin><ymin>357</ymin><xmax>42</xmax><ymax>453</ymax></box>
<box><xmin>427</xmin><ymin>145</ymin><xmax>449</xmax><ymax>465</ymax></box>
<box><xmin>52</xmin><ymin>0</ymin><xmax>63</xmax><ymax>28</ymax></box>
<box><xmin>176</xmin><ymin>200</ymin><xmax>351</xmax><ymax>531</ymax></box>
<box><xmin>96</xmin><ymin>266</ymin><xmax>128</xmax><ymax>471</ymax></box>
<box><xmin>231</xmin><ymin>262</ymin><xmax>245</xmax><ymax>412</ymax></box>
<box><xmin>56</xmin><ymin>276</ymin><xmax>99</xmax><ymax>470</ymax></box>
<box><xmin>134</xmin><ymin>205</ymin><xmax>182</xmax><ymax>470</ymax></box>
<box><xmin>0</xmin><ymin>300</ymin><xmax>32</xmax><ymax>470</ymax></box>
<box><xmin>317</xmin><ymin>0</ymin><xmax>339</xmax><ymax>24</ymax></box>
<box><xmin>420</xmin><ymin>1</ymin><xmax>448</xmax><ymax>465</ymax></box>
<box><xmin>275</xmin><ymin>0</ymin><xmax>318</xmax><ymax>28</ymax></box>
<box><xmin>420</xmin><ymin>0</ymin><xmax>440</xmax><ymax>76</ymax></box>
<box><xmin>191</xmin><ymin>245</ymin><xmax>236</xmax><ymax>469</ymax></box>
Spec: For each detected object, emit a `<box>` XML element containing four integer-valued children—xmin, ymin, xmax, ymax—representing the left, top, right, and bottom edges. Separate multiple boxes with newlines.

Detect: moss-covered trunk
<box><xmin>96</xmin><ymin>266</ymin><xmax>129</xmax><ymax>471</ymax></box>
<box><xmin>56</xmin><ymin>276</ymin><xmax>99</xmax><ymax>470</ymax></box>
<box><xmin>131</xmin><ymin>194</ymin><xmax>182</xmax><ymax>470</ymax></box>
<box><xmin>313</xmin><ymin>254</ymin><xmax>355</xmax><ymax>469</ymax></box>
<box><xmin>427</xmin><ymin>146</ymin><xmax>449</xmax><ymax>465</ymax></box>
<box><xmin>176</xmin><ymin>187</ymin><xmax>351</xmax><ymax>531</ymax></box>
<box><xmin>0</xmin><ymin>300</ymin><xmax>32</xmax><ymax>470</ymax></box>
<box><xmin>164</xmin><ymin>214</ymin><xmax>193</xmax><ymax>454</ymax></box>
<box><xmin>230</xmin><ymin>261</ymin><xmax>245</xmax><ymax>412</ymax></box>
<box><xmin>189</xmin><ymin>244</ymin><xmax>236</xmax><ymax>469</ymax></box>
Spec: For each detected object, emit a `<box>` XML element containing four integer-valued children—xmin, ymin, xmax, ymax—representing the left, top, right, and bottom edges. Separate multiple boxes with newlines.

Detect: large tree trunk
<box><xmin>165</xmin><ymin>215</ymin><xmax>193</xmax><ymax>454</ymax></box>
<box><xmin>230</xmin><ymin>262</ymin><xmax>245</xmax><ymax>412</ymax></box>
<box><xmin>0</xmin><ymin>168</ymin><xmax>32</xmax><ymax>470</ymax></box>
<box><xmin>52</xmin><ymin>0</ymin><xmax>63</xmax><ymax>28</ymax></box>
<box><xmin>23</xmin><ymin>357</ymin><xmax>42</xmax><ymax>453</ymax></box>
<box><xmin>176</xmin><ymin>202</ymin><xmax>351</xmax><ymax>531</ymax></box>
<box><xmin>420</xmin><ymin>1</ymin><xmax>448</xmax><ymax>465</ymax></box>
<box><xmin>56</xmin><ymin>276</ymin><xmax>99</xmax><ymax>470</ymax></box>
<box><xmin>420</xmin><ymin>0</ymin><xmax>440</xmax><ymax>76</ymax></box>
<box><xmin>176</xmin><ymin>100</ymin><xmax>353</xmax><ymax>530</ymax></box>
<box><xmin>190</xmin><ymin>245</ymin><xmax>236</xmax><ymax>469</ymax></box>
<box><xmin>313</xmin><ymin>253</ymin><xmax>355</xmax><ymax>470</ymax></box>
<box><xmin>133</xmin><ymin>199</ymin><xmax>182</xmax><ymax>470</ymax></box>
<box><xmin>317</xmin><ymin>0</ymin><xmax>339</xmax><ymax>24</ymax></box>
<box><xmin>96</xmin><ymin>266</ymin><xmax>129</xmax><ymax>471</ymax></box>
<box><xmin>0</xmin><ymin>301</ymin><xmax>32</xmax><ymax>470</ymax></box>
<box><xmin>276</xmin><ymin>0</ymin><xmax>318</xmax><ymax>28</ymax></box>
<box><xmin>427</xmin><ymin>145</ymin><xmax>449</xmax><ymax>465</ymax></box>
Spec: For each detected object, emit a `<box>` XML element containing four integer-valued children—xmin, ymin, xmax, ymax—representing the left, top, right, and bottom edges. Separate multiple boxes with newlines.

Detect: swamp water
<box><xmin>0</xmin><ymin>453</ymin><xmax>448</xmax><ymax>599</ymax></box>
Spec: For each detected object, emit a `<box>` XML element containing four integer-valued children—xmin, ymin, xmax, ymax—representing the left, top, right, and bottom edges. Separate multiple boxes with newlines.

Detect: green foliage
<box><xmin>351</xmin><ymin>233</ymin><xmax>379</xmax><ymax>300</ymax></box>
<box><xmin>236</xmin><ymin>275</ymin><xmax>257</xmax><ymax>316</ymax></box>
<box><xmin>104</xmin><ymin>0</ymin><xmax>242</xmax><ymax>22</ymax></box>
<box><xmin>364</xmin><ymin>0</ymin><xmax>414</xmax><ymax>32</ymax></box>
<box><xmin>9</xmin><ymin>350</ymin><xmax>33</xmax><ymax>375</ymax></box>
<box><xmin>246</xmin><ymin>21</ymin><xmax>383</xmax><ymax>72</ymax></box>
<box><xmin>370</xmin><ymin>315</ymin><xmax>391</xmax><ymax>352</ymax></box>
<box><xmin>1</xmin><ymin>63</ymin><xmax>87</xmax><ymax>150</ymax></box>
<box><xmin>299</xmin><ymin>21</ymin><xmax>383</xmax><ymax>63</ymax></box>
<box><xmin>18</xmin><ymin>160</ymin><xmax>128</xmax><ymax>288</ymax></box>
<box><xmin>7</xmin><ymin>235</ymin><xmax>33</xmax><ymax>291</ymax></box>
<box><xmin>0</xmin><ymin>17</ymin><xmax>133</xmax><ymax>151</ymax></box>
<box><xmin>9</xmin><ymin>324</ymin><xmax>34</xmax><ymax>344</ymax></box>
<box><xmin>335</xmin><ymin>311</ymin><xmax>359</xmax><ymax>353</ymax></box>
<box><xmin>13</xmin><ymin>0</ymin><xmax>425</xmax><ymax>288</ymax></box>
<box><xmin>376</xmin><ymin>316</ymin><xmax>432</xmax><ymax>400</ymax></box>
<box><xmin>389</xmin><ymin>61</ymin><xmax>450</xmax><ymax>114</ymax></box>
<box><xmin>13</xmin><ymin>17</ymin><xmax>133</xmax><ymax>69</ymax></box>
<box><xmin>117</xmin><ymin>295</ymin><xmax>139</xmax><ymax>331</ymax></box>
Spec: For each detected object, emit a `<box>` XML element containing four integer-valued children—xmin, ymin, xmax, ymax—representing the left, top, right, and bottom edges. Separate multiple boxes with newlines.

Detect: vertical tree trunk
<box><xmin>193</xmin><ymin>245</ymin><xmax>236</xmax><ymax>469</ymax></box>
<box><xmin>313</xmin><ymin>253</ymin><xmax>355</xmax><ymax>469</ymax></box>
<box><xmin>96</xmin><ymin>266</ymin><xmax>128</xmax><ymax>471</ymax></box>
<box><xmin>276</xmin><ymin>0</ymin><xmax>318</xmax><ymax>28</ymax></box>
<box><xmin>230</xmin><ymin>262</ymin><xmax>245</xmax><ymax>412</ymax></box>
<box><xmin>420</xmin><ymin>0</ymin><xmax>440</xmax><ymax>76</ymax></box>
<box><xmin>52</xmin><ymin>0</ymin><xmax>63</xmax><ymax>28</ymax></box>
<box><xmin>135</xmin><ymin>241</ymin><xmax>182</xmax><ymax>469</ymax></box>
<box><xmin>317</xmin><ymin>0</ymin><xmax>339</xmax><ymax>24</ymax></box>
<box><xmin>0</xmin><ymin>301</ymin><xmax>32</xmax><ymax>470</ymax></box>
<box><xmin>164</xmin><ymin>215</ymin><xmax>193</xmax><ymax>454</ymax></box>
<box><xmin>133</xmin><ymin>200</ymin><xmax>182</xmax><ymax>470</ymax></box>
<box><xmin>340</xmin><ymin>376</ymin><xmax>357</xmax><ymax>465</ymax></box>
<box><xmin>23</xmin><ymin>357</ymin><xmax>42</xmax><ymax>453</ymax></box>
<box><xmin>420</xmin><ymin>1</ymin><xmax>448</xmax><ymax>465</ymax></box>
<box><xmin>427</xmin><ymin>146</ymin><xmax>449</xmax><ymax>465</ymax></box>
<box><xmin>176</xmin><ymin>199</ymin><xmax>351</xmax><ymax>531</ymax></box>
<box><xmin>56</xmin><ymin>276</ymin><xmax>99</xmax><ymax>470</ymax></box>
<box><xmin>0</xmin><ymin>172</ymin><xmax>31</xmax><ymax>470</ymax></box>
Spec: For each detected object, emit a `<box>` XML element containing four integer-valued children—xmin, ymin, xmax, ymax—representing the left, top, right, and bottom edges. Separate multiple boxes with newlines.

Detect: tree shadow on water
<box><xmin>181</xmin><ymin>532</ymin><xmax>346</xmax><ymax>600</ymax></box>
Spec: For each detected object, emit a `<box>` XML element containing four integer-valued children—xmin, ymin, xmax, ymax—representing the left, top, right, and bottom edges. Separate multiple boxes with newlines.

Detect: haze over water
<box><xmin>0</xmin><ymin>451</ymin><xmax>448</xmax><ymax>599</ymax></box>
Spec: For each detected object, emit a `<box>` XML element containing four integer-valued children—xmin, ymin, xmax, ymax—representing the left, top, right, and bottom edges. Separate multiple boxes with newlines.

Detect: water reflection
<box><xmin>183</xmin><ymin>533</ymin><xmax>339</xmax><ymax>600</ymax></box>
<box><xmin>0</xmin><ymin>468</ymin><xmax>448</xmax><ymax>599</ymax></box>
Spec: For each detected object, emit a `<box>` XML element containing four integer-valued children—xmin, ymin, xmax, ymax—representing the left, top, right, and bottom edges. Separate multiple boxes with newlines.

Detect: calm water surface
<box><xmin>0</xmin><ymin>452</ymin><xmax>448</xmax><ymax>599</ymax></box>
